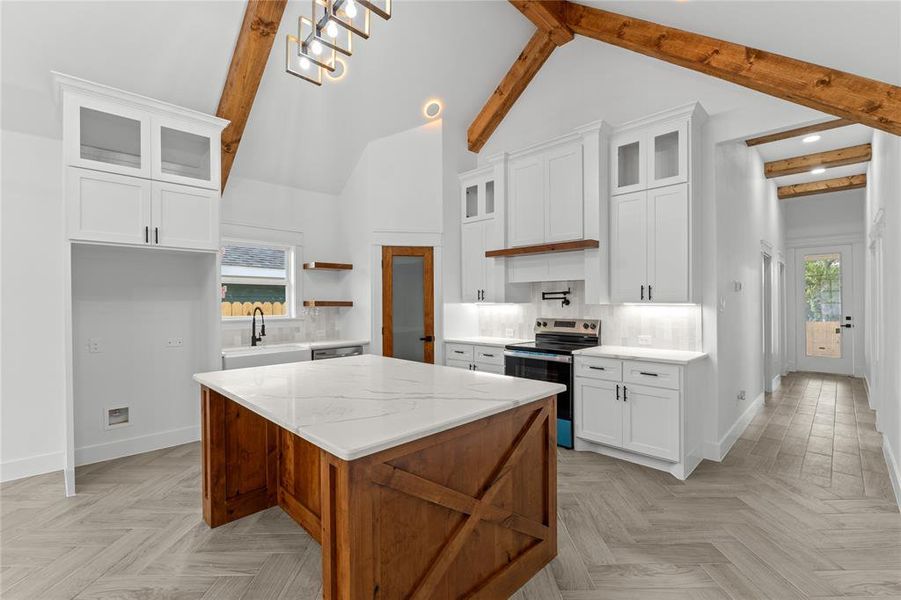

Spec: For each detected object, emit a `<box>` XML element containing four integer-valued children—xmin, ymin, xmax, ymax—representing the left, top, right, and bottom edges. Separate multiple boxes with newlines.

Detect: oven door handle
<box><xmin>503</xmin><ymin>350</ymin><xmax>573</xmax><ymax>364</ymax></box>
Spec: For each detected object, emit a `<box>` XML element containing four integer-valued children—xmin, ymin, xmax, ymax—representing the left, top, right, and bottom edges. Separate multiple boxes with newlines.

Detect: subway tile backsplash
<box><xmin>475</xmin><ymin>281</ymin><xmax>702</xmax><ymax>351</ymax></box>
<box><xmin>221</xmin><ymin>308</ymin><xmax>340</xmax><ymax>348</ymax></box>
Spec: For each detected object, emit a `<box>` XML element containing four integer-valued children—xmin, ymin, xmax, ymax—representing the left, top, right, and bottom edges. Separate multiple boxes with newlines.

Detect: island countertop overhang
<box><xmin>194</xmin><ymin>354</ymin><xmax>565</xmax><ymax>461</ymax></box>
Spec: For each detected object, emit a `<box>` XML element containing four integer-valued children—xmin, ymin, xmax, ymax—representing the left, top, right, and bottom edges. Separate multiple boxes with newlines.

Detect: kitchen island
<box><xmin>194</xmin><ymin>354</ymin><xmax>563</xmax><ymax>599</ymax></box>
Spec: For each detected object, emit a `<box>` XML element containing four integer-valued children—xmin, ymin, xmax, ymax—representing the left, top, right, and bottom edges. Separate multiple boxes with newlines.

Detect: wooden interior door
<box><xmin>382</xmin><ymin>246</ymin><xmax>434</xmax><ymax>363</ymax></box>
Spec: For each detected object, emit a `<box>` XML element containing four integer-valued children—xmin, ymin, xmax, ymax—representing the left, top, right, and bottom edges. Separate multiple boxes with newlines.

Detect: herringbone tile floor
<box><xmin>1</xmin><ymin>372</ymin><xmax>899</xmax><ymax>599</ymax></box>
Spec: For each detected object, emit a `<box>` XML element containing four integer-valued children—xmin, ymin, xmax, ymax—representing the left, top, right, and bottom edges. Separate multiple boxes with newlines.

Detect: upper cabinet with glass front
<box><xmin>460</xmin><ymin>165</ymin><xmax>496</xmax><ymax>223</ymax></box>
<box><xmin>57</xmin><ymin>72</ymin><xmax>228</xmax><ymax>191</ymax></box>
<box><xmin>610</xmin><ymin>103</ymin><xmax>705</xmax><ymax>196</ymax></box>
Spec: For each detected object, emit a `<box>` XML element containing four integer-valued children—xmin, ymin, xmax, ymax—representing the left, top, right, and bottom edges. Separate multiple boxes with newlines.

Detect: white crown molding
<box><xmin>612</xmin><ymin>101</ymin><xmax>708</xmax><ymax>133</ymax></box>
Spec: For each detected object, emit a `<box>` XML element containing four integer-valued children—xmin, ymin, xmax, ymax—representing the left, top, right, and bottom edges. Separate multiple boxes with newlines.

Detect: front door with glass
<box><xmin>796</xmin><ymin>245</ymin><xmax>855</xmax><ymax>375</ymax></box>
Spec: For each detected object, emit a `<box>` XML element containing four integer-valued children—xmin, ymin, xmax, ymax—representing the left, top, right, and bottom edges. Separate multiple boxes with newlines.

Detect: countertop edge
<box><xmin>444</xmin><ymin>337</ymin><xmax>530</xmax><ymax>348</ymax></box>
<box><xmin>192</xmin><ymin>374</ymin><xmax>566</xmax><ymax>461</ymax></box>
<box><xmin>572</xmin><ymin>347</ymin><xmax>709</xmax><ymax>365</ymax></box>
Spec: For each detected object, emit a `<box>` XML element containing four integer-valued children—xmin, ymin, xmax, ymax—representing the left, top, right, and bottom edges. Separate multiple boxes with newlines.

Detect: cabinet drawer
<box><xmin>446</xmin><ymin>358</ymin><xmax>472</xmax><ymax>371</ymax></box>
<box><xmin>575</xmin><ymin>356</ymin><xmax>622</xmax><ymax>382</ymax></box>
<box><xmin>474</xmin><ymin>345</ymin><xmax>503</xmax><ymax>366</ymax></box>
<box><xmin>623</xmin><ymin>361</ymin><xmax>680</xmax><ymax>390</ymax></box>
<box><xmin>446</xmin><ymin>344</ymin><xmax>473</xmax><ymax>362</ymax></box>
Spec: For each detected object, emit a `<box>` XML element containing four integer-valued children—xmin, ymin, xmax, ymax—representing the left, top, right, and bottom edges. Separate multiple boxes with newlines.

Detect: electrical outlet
<box><xmin>166</xmin><ymin>337</ymin><xmax>184</xmax><ymax>348</ymax></box>
<box><xmin>737</xmin><ymin>390</ymin><xmax>746</xmax><ymax>401</ymax></box>
<box><xmin>638</xmin><ymin>335</ymin><xmax>652</xmax><ymax>346</ymax></box>
<box><xmin>87</xmin><ymin>338</ymin><xmax>102</xmax><ymax>353</ymax></box>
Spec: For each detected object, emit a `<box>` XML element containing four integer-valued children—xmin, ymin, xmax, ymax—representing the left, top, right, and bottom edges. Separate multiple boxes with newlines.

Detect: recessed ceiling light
<box><xmin>423</xmin><ymin>99</ymin><xmax>443</xmax><ymax>120</ymax></box>
<box><xmin>802</xmin><ymin>134</ymin><xmax>821</xmax><ymax>143</ymax></box>
<box><xmin>811</xmin><ymin>167</ymin><xmax>826</xmax><ymax>175</ymax></box>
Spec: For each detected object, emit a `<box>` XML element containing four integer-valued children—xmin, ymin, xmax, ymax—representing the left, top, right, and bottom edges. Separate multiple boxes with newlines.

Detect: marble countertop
<box><xmin>194</xmin><ymin>354</ymin><xmax>564</xmax><ymax>461</ymax></box>
<box><xmin>573</xmin><ymin>345</ymin><xmax>708</xmax><ymax>365</ymax></box>
<box><xmin>444</xmin><ymin>336</ymin><xmax>530</xmax><ymax>347</ymax></box>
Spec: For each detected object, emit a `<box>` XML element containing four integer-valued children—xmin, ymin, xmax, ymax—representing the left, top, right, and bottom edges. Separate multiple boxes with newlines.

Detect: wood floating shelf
<box><xmin>303</xmin><ymin>262</ymin><xmax>353</xmax><ymax>271</ymax></box>
<box><xmin>485</xmin><ymin>239</ymin><xmax>599</xmax><ymax>258</ymax></box>
<box><xmin>303</xmin><ymin>300</ymin><xmax>353</xmax><ymax>307</ymax></box>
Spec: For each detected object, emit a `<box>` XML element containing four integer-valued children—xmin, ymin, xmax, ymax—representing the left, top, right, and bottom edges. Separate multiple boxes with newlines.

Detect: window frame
<box><xmin>220</xmin><ymin>239</ymin><xmax>297</xmax><ymax>321</ymax></box>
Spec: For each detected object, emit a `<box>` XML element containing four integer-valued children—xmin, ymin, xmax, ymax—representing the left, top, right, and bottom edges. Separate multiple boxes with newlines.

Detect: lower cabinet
<box><xmin>575</xmin><ymin>356</ymin><xmax>694</xmax><ymax>475</ymax></box>
<box><xmin>445</xmin><ymin>343</ymin><xmax>505</xmax><ymax>374</ymax></box>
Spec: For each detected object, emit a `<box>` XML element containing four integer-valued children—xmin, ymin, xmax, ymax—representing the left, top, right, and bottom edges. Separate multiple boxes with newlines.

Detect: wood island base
<box><xmin>201</xmin><ymin>386</ymin><xmax>558</xmax><ymax>599</ymax></box>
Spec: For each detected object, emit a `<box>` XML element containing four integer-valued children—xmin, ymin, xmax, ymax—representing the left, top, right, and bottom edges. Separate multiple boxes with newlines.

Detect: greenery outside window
<box><xmin>221</xmin><ymin>243</ymin><xmax>294</xmax><ymax>318</ymax></box>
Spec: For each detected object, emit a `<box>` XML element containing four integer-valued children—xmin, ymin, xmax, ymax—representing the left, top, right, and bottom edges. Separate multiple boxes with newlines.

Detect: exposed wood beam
<box><xmin>563</xmin><ymin>3</ymin><xmax>901</xmax><ymax>138</ymax></box>
<box><xmin>217</xmin><ymin>0</ymin><xmax>287</xmax><ymax>191</ymax></box>
<box><xmin>509</xmin><ymin>1</ymin><xmax>573</xmax><ymax>46</ymax></box>
<box><xmin>467</xmin><ymin>30</ymin><xmax>557</xmax><ymax>152</ymax></box>
<box><xmin>764</xmin><ymin>143</ymin><xmax>871</xmax><ymax>179</ymax></box>
<box><xmin>777</xmin><ymin>174</ymin><xmax>867</xmax><ymax>199</ymax></box>
<box><xmin>745</xmin><ymin>118</ymin><xmax>854</xmax><ymax>147</ymax></box>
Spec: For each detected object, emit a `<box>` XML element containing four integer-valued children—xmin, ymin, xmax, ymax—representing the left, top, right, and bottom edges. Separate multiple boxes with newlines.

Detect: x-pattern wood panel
<box><xmin>2</xmin><ymin>373</ymin><xmax>898</xmax><ymax>599</ymax></box>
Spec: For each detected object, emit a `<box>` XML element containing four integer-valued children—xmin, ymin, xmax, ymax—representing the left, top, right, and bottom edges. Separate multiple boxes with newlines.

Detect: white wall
<box><xmin>783</xmin><ymin>190</ymin><xmax>866</xmax><ymax>240</ymax></box>
<box><xmin>71</xmin><ymin>245</ymin><xmax>217</xmax><ymax>465</ymax></box>
<box><xmin>713</xmin><ymin>142</ymin><xmax>785</xmax><ymax>453</ymax></box>
<box><xmin>0</xmin><ymin>130</ymin><xmax>68</xmax><ymax>481</ymax></box>
<box><xmin>866</xmin><ymin>129</ymin><xmax>901</xmax><ymax>503</ymax></box>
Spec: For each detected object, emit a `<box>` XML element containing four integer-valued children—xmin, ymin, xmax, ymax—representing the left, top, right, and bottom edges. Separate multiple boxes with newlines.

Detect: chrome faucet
<box><xmin>251</xmin><ymin>307</ymin><xmax>266</xmax><ymax>346</ymax></box>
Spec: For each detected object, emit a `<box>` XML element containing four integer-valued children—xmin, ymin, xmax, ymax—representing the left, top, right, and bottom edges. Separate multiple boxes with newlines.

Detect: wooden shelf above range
<box><xmin>303</xmin><ymin>300</ymin><xmax>353</xmax><ymax>308</ymax></box>
<box><xmin>485</xmin><ymin>239</ymin><xmax>599</xmax><ymax>258</ymax></box>
<box><xmin>303</xmin><ymin>262</ymin><xmax>353</xmax><ymax>271</ymax></box>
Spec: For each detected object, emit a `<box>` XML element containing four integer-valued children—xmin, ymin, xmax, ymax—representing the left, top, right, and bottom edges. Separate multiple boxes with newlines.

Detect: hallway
<box><xmin>1</xmin><ymin>373</ymin><xmax>899</xmax><ymax>599</ymax></box>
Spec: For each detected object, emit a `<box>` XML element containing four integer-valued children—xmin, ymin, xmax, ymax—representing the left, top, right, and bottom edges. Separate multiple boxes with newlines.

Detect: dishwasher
<box><xmin>312</xmin><ymin>345</ymin><xmax>364</xmax><ymax>360</ymax></box>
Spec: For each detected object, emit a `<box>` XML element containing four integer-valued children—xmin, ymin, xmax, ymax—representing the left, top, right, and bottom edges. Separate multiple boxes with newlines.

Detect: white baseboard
<box><xmin>0</xmin><ymin>451</ymin><xmax>65</xmax><ymax>483</ymax></box>
<box><xmin>883</xmin><ymin>437</ymin><xmax>901</xmax><ymax>510</ymax></box>
<box><xmin>703</xmin><ymin>391</ymin><xmax>765</xmax><ymax>461</ymax></box>
<box><xmin>75</xmin><ymin>425</ymin><xmax>200</xmax><ymax>467</ymax></box>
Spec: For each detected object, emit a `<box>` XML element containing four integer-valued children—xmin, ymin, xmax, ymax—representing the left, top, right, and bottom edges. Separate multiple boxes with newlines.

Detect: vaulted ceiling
<box><xmin>2</xmin><ymin>1</ymin><xmax>899</xmax><ymax>194</ymax></box>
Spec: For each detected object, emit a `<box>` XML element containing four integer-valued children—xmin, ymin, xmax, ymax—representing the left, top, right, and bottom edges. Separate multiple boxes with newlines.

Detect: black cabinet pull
<box><xmin>616</xmin><ymin>384</ymin><xmax>620</xmax><ymax>400</ymax></box>
<box><xmin>648</xmin><ymin>285</ymin><xmax>653</xmax><ymax>301</ymax></box>
<box><xmin>623</xmin><ymin>386</ymin><xmax>628</xmax><ymax>401</ymax></box>
<box><xmin>588</xmin><ymin>366</ymin><xmax>606</xmax><ymax>371</ymax></box>
<box><xmin>144</xmin><ymin>226</ymin><xmax>149</xmax><ymax>243</ymax></box>
<box><xmin>482</xmin><ymin>353</ymin><xmax>495</xmax><ymax>358</ymax></box>
<box><xmin>154</xmin><ymin>227</ymin><xmax>159</xmax><ymax>244</ymax></box>
<box><xmin>453</xmin><ymin>350</ymin><xmax>465</xmax><ymax>354</ymax></box>
<box><xmin>640</xmin><ymin>285</ymin><xmax>644</xmax><ymax>300</ymax></box>
<box><xmin>639</xmin><ymin>371</ymin><xmax>659</xmax><ymax>377</ymax></box>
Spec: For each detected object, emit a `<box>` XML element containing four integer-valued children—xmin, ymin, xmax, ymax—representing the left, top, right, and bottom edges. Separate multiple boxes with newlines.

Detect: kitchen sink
<box><xmin>221</xmin><ymin>343</ymin><xmax>312</xmax><ymax>370</ymax></box>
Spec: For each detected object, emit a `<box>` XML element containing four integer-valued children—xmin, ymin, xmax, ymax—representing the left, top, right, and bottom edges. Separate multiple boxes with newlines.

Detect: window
<box><xmin>220</xmin><ymin>243</ymin><xmax>293</xmax><ymax>318</ymax></box>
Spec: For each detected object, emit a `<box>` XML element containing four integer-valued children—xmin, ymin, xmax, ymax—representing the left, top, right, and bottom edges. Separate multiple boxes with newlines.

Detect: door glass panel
<box><xmin>392</xmin><ymin>256</ymin><xmax>425</xmax><ymax>362</ymax></box>
<box><xmin>160</xmin><ymin>127</ymin><xmax>211</xmax><ymax>181</ymax></box>
<box><xmin>654</xmin><ymin>130</ymin><xmax>680</xmax><ymax>180</ymax></box>
<box><xmin>804</xmin><ymin>253</ymin><xmax>842</xmax><ymax>358</ymax></box>
<box><xmin>485</xmin><ymin>180</ymin><xmax>495</xmax><ymax>215</ymax></box>
<box><xmin>465</xmin><ymin>184</ymin><xmax>479</xmax><ymax>218</ymax></box>
<box><xmin>80</xmin><ymin>107</ymin><xmax>142</xmax><ymax>169</ymax></box>
<box><xmin>617</xmin><ymin>141</ymin><xmax>640</xmax><ymax>188</ymax></box>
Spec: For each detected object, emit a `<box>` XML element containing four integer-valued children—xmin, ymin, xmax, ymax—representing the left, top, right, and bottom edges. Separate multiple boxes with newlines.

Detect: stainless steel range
<box><xmin>504</xmin><ymin>318</ymin><xmax>601</xmax><ymax>449</ymax></box>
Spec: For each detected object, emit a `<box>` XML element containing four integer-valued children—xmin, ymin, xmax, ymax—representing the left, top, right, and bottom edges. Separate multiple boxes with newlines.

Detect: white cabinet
<box><xmin>611</xmin><ymin>119</ymin><xmax>688</xmax><ymax>195</ymax></box>
<box><xmin>152</xmin><ymin>182</ymin><xmax>219</xmax><ymax>251</ymax></box>
<box><xmin>152</xmin><ymin>117</ymin><xmax>220</xmax><ymax>191</ymax></box>
<box><xmin>545</xmin><ymin>143</ymin><xmax>584</xmax><ymax>242</ymax></box>
<box><xmin>647</xmin><ymin>184</ymin><xmax>690</xmax><ymax>303</ymax></box>
<box><xmin>461</xmin><ymin>220</ymin><xmax>488</xmax><ymax>302</ymax></box>
<box><xmin>57</xmin><ymin>73</ymin><xmax>228</xmax><ymax>253</ymax></box>
<box><xmin>611</xmin><ymin>184</ymin><xmax>689</xmax><ymax>303</ymax></box>
<box><xmin>67</xmin><ymin>168</ymin><xmax>152</xmax><ymax>245</ymax></box>
<box><xmin>575</xmin><ymin>379</ymin><xmax>622</xmax><ymax>447</ymax></box>
<box><xmin>622</xmin><ymin>383</ymin><xmax>680</xmax><ymax>461</ymax></box>
<box><xmin>508</xmin><ymin>155</ymin><xmax>545</xmax><ymax>247</ymax></box>
<box><xmin>444</xmin><ymin>343</ymin><xmax>505</xmax><ymax>374</ymax></box>
<box><xmin>508</xmin><ymin>141</ymin><xmax>583</xmax><ymax>247</ymax></box>
<box><xmin>460</xmin><ymin>167</ymin><xmax>496</xmax><ymax>223</ymax></box>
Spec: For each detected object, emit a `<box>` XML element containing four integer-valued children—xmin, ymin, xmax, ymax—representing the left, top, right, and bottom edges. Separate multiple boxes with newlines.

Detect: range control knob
<box><xmin>582</xmin><ymin>323</ymin><xmax>590</xmax><ymax>329</ymax></box>
<box><xmin>590</xmin><ymin>323</ymin><xmax>597</xmax><ymax>330</ymax></box>
<box><xmin>536</xmin><ymin>320</ymin><xmax>542</xmax><ymax>327</ymax></box>
<box><xmin>542</xmin><ymin>321</ymin><xmax>548</xmax><ymax>327</ymax></box>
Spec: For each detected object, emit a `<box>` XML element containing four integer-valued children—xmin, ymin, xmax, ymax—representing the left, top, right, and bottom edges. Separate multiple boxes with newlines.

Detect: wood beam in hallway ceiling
<box><xmin>467</xmin><ymin>1</ymin><xmax>901</xmax><ymax>153</ymax></box>
<box><xmin>467</xmin><ymin>30</ymin><xmax>557</xmax><ymax>152</ymax></box>
<box><xmin>764</xmin><ymin>143</ymin><xmax>871</xmax><ymax>179</ymax></box>
<box><xmin>509</xmin><ymin>1</ymin><xmax>574</xmax><ymax>46</ymax></box>
<box><xmin>217</xmin><ymin>0</ymin><xmax>287</xmax><ymax>191</ymax></box>
<box><xmin>745</xmin><ymin>118</ymin><xmax>855</xmax><ymax>147</ymax></box>
<box><xmin>777</xmin><ymin>174</ymin><xmax>867</xmax><ymax>199</ymax></box>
